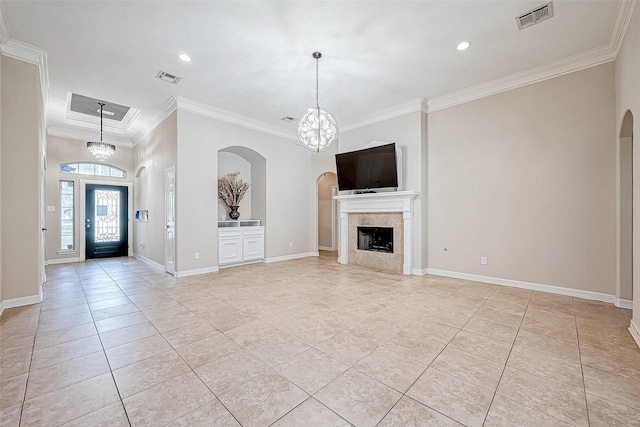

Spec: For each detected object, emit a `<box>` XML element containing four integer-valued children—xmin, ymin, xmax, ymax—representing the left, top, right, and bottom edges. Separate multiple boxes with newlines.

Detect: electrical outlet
<box><xmin>289</xmin><ymin>242</ymin><xmax>293</xmax><ymax>248</ymax></box>
<box><xmin>481</xmin><ymin>256</ymin><xmax>487</xmax><ymax>265</ymax></box>
<box><xmin>194</xmin><ymin>252</ymin><xmax>200</xmax><ymax>259</ymax></box>
<box><xmin>47</xmin><ymin>206</ymin><xmax>55</xmax><ymax>212</ymax></box>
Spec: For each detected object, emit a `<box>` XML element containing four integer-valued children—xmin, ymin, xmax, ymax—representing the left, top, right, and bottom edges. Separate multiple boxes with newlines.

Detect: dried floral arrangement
<box><xmin>218</xmin><ymin>172</ymin><xmax>250</xmax><ymax>207</ymax></box>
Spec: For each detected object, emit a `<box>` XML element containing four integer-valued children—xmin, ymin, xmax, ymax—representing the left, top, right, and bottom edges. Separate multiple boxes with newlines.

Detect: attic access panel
<box><xmin>70</xmin><ymin>93</ymin><xmax>130</xmax><ymax>122</ymax></box>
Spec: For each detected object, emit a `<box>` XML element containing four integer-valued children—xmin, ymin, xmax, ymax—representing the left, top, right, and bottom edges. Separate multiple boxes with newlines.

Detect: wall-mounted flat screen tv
<box><xmin>335</xmin><ymin>143</ymin><xmax>398</xmax><ymax>191</ymax></box>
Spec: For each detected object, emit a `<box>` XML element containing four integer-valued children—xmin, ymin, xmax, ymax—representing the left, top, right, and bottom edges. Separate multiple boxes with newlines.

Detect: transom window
<box><xmin>60</xmin><ymin>163</ymin><xmax>126</xmax><ymax>178</ymax></box>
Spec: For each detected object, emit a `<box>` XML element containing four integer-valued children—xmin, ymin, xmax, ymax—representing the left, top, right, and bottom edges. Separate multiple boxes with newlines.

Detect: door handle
<box><xmin>41</xmin><ymin>227</ymin><xmax>47</xmax><ymax>231</ymax></box>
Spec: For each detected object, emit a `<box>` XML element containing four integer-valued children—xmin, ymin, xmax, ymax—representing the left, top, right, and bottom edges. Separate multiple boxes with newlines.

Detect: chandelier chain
<box><xmin>99</xmin><ymin>102</ymin><xmax>104</xmax><ymax>142</ymax></box>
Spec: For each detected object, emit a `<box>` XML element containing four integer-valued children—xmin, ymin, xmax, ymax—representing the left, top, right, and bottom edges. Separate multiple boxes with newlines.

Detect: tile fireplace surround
<box><xmin>334</xmin><ymin>191</ymin><xmax>418</xmax><ymax>274</ymax></box>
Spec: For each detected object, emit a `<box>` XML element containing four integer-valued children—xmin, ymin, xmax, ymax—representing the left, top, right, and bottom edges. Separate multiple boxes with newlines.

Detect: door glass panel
<box><xmin>94</xmin><ymin>190</ymin><xmax>120</xmax><ymax>242</ymax></box>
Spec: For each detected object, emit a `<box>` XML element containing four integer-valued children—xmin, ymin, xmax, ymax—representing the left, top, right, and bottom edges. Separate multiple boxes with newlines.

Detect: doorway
<box><xmin>317</xmin><ymin>172</ymin><xmax>338</xmax><ymax>251</ymax></box>
<box><xmin>619</xmin><ymin>110</ymin><xmax>634</xmax><ymax>304</ymax></box>
<box><xmin>85</xmin><ymin>184</ymin><xmax>129</xmax><ymax>259</ymax></box>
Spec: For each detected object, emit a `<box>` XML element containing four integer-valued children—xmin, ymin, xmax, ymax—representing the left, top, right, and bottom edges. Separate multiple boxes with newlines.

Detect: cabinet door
<box><xmin>219</xmin><ymin>237</ymin><xmax>242</xmax><ymax>264</ymax></box>
<box><xmin>242</xmin><ymin>234</ymin><xmax>264</xmax><ymax>261</ymax></box>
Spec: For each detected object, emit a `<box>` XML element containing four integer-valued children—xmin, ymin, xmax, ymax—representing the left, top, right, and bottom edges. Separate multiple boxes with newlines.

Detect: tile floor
<box><xmin>1</xmin><ymin>252</ymin><xmax>639</xmax><ymax>426</ymax></box>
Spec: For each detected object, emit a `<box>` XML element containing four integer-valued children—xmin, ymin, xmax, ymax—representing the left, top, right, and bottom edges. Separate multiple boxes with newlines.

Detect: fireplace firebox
<box><xmin>357</xmin><ymin>226</ymin><xmax>393</xmax><ymax>253</ymax></box>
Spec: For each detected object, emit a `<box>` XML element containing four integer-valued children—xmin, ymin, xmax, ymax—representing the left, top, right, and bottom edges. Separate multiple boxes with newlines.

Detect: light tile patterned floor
<box><xmin>1</xmin><ymin>252</ymin><xmax>640</xmax><ymax>426</ymax></box>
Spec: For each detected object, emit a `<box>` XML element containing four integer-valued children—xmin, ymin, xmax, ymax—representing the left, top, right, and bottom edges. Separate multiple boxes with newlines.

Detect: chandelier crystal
<box><xmin>297</xmin><ymin>52</ymin><xmax>338</xmax><ymax>152</ymax></box>
<box><xmin>87</xmin><ymin>103</ymin><xmax>115</xmax><ymax>162</ymax></box>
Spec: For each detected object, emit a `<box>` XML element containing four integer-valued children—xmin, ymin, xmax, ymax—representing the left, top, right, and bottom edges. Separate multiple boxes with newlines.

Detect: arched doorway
<box><xmin>317</xmin><ymin>172</ymin><xmax>338</xmax><ymax>254</ymax></box>
<box><xmin>619</xmin><ymin>110</ymin><xmax>634</xmax><ymax>305</ymax></box>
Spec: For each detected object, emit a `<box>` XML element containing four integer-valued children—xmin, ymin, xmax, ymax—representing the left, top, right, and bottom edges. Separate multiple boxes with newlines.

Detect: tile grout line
<box><xmin>574</xmin><ymin>297</ymin><xmax>591</xmax><ymax>427</ymax></box>
<box><xmin>82</xmin><ymin>260</ymin><xmax>134</xmax><ymax>427</ymax></box>
<box><xmin>479</xmin><ymin>289</ymin><xmax>529</xmax><ymax>426</ymax></box>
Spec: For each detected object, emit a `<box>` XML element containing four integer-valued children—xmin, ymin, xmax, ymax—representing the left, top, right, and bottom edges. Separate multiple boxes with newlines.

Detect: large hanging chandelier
<box><xmin>87</xmin><ymin>102</ymin><xmax>115</xmax><ymax>162</ymax></box>
<box><xmin>297</xmin><ymin>52</ymin><xmax>338</xmax><ymax>152</ymax></box>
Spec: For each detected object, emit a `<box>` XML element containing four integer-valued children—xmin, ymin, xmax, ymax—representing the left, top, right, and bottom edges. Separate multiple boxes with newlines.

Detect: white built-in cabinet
<box><xmin>218</xmin><ymin>221</ymin><xmax>264</xmax><ymax>265</ymax></box>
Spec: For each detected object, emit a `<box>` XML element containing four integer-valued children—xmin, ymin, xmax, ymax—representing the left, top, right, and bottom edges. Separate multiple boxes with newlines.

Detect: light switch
<box><xmin>47</xmin><ymin>206</ymin><xmax>55</xmax><ymax>212</ymax></box>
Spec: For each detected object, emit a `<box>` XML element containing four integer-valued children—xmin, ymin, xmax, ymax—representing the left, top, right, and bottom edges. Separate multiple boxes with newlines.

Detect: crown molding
<box><xmin>609</xmin><ymin>0</ymin><xmax>637</xmax><ymax>55</ymax></box>
<box><xmin>1</xmin><ymin>39</ymin><xmax>43</xmax><ymax>64</ymax></box>
<box><xmin>132</xmin><ymin>97</ymin><xmax>177</xmax><ymax>146</ymax></box>
<box><xmin>340</xmin><ymin>98</ymin><xmax>426</xmax><ymax>133</ymax></box>
<box><xmin>427</xmin><ymin>1</ymin><xmax>636</xmax><ymax>113</ymax></box>
<box><xmin>427</xmin><ymin>44</ymin><xmax>616</xmax><ymax>113</ymax></box>
<box><xmin>48</xmin><ymin>126</ymin><xmax>133</xmax><ymax>148</ymax></box>
<box><xmin>174</xmin><ymin>96</ymin><xmax>297</xmax><ymax>141</ymax></box>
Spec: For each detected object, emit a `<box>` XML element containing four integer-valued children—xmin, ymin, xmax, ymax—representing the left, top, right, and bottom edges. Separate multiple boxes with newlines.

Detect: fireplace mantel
<box><xmin>333</xmin><ymin>191</ymin><xmax>418</xmax><ymax>274</ymax></box>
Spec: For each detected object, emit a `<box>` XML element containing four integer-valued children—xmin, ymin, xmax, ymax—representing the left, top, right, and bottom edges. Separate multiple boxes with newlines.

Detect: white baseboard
<box><xmin>133</xmin><ymin>253</ymin><xmax>165</xmax><ymax>272</ymax></box>
<box><xmin>629</xmin><ymin>319</ymin><xmax>640</xmax><ymax>349</ymax></box>
<box><xmin>46</xmin><ymin>257</ymin><xmax>80</xmax><ymax>265</ymax></box>
<box><xmin>0</xmin><ymin>289</ymin><xmax>43</xmax><ymax>315</ymax></box>
<box><xmin>174</xmin><ymin>266</ymin><xmax>220</xmax><ymax>278</ymax></box>
<box><xmin>616</xmin><ymin>298</ymin><xmax>634</xmax><ymax>309</ymax></box>
<box><xmin>219</xmin><ymin>260</ymin><xmax>263</xmax><ymax>269</ymax></box>
<box><xmin>412</xmin><ymin>268</ymin><xmax>428</xmax><ymax>275</ymax></box>
<box><xmin>318</xmin><ymin>246</ymin><xmax>335</xmax><ymax>251</ymax></box>
<box><xmin>265</xmin><ymin>252</ymin><xmax>318</xmax><ymax>264</ymax></box>
<box><xmin>425</xmin><ymin>268</ymin><xmax>618</xmax><ymax>305</ymax></box>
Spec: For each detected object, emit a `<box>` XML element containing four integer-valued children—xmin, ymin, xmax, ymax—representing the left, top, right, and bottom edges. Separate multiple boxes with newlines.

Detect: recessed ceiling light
<box><xmin>178</xmin><ymin>54</ymin><xmax>192</xmax><ymax>62</ymax></box>
<box><xmin>456</xmin><ymin>41</ymin><xmax>471</xmax><ymax>51</ymax></box>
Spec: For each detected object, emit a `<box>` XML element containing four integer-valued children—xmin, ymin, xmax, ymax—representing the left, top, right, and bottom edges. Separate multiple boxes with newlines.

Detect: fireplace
<box><xmin>334</xmin><ymin>191</ymin><xmax>418</xmax><ymax>274</ymax></box>
<box><xmin>357</xmin><ymin>226</ymin><xmax>393</xmax><ymax>253</ymax></box>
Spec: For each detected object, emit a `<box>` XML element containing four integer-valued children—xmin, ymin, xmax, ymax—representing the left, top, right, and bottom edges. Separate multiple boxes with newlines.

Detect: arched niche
<box><xmin>619</xmin><ymin>110</ymin><xmax>634</xmax><ymax>303</ymax></box>
<box><xmin>218</xmin><ymin>146</ymin><xmax>266</xmax><ymax>225</ymax></box>
<box><xmin>134</xmin><ymin>166</ymin><xmax>147</xmax><ymax>214</ymax></box>
<box><xmin>317</xmin><ymin>172</ymin><xmax>338</xmax><ymax>252</ymax></box>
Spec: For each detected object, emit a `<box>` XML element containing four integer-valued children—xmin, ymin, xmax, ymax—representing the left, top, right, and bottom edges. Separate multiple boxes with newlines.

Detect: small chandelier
<box><xmin>297</xmin><ymin>52</ymin><xmax>338</xmax><ymax>152</ymax></box>
<box><xmin>87</xmin><ymin>102</ymin><xmax>115</xmax><ymax>162</ymax></box>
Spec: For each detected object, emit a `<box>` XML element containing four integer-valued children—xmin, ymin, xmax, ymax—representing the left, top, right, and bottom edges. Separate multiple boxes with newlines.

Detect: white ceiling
<box><xmin>0</xmin><ymin>1</ymin><xmax>630</xmax><ymax>144</ymax></box>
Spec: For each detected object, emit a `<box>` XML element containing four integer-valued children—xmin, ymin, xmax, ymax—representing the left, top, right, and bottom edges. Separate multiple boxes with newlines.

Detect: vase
<box><xmin>228</xmin><ymin>205</ymin><xmax>240</xmax><ymax>220</ymax></box>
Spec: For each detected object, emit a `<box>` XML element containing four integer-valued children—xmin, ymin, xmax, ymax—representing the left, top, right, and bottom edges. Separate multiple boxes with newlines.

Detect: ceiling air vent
<box><xmin>516</xmin><ymin>2</ymin><xmax>554</xmax><ymax>30</ymax></box>
<box><xmin>281</xmin><ymin>116</ymin><xmax>296</xmax><ymax>122</ymax></box>
<box><xmin>156</xmin><ymin>70</ymin><xmax>182</xmax><ymax>84</ymax></box>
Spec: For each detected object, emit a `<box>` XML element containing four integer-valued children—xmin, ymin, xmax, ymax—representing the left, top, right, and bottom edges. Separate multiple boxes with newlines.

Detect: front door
<box><xmin>85</xmin><ymin>184</ymin><xmax>128</xmax><ymax>259</ymax></box>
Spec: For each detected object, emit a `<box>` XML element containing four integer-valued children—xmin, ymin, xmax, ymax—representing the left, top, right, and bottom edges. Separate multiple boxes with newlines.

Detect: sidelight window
<box><xmin>60</xmin><ymin>181</ymin><xmax>74</xmax><ymax>250</ymax></box>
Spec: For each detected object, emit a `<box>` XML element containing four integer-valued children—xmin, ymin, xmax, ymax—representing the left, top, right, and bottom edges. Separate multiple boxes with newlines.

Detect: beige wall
<box><xmin>45</xmin><ymin>135</ymin><xmax>134</xmax><ymax>263</ymax></box>
<box><xmin>615</xmin><ymin>5</ymin><xmax>640</xmax><ymax>335</ymax></box>
<box><xmin>176</xmin><ymin>110</ymin><xmax>315</xmax><ymax>274</ymax></box>
<box><xmin>133</xmin><ymin>112</ymin><xmax>177</xmax><ymax>268</ymax></box>
<box><xmin>1</xmin><ymin>56</ymin><xmax>43</xmax><ymax>302</ymax></box>
<box><xmin>0</xmin><ymin>52</ymin><xmax>3</xmax><ymax>304</ymax></box>
<box><xmin>317</xmin><ymin>172</ymin><xmax>337</xmax><ymax>248</ymax></box>
<box><xmin>620</xmin><ymin>133</ymin><xmax>633</xmax><ymax>300</ymax></box>
<box><xmin>428</xmin><ymin>63</ymin><xmax>616</xmax><ymax>294</ymax></box>
<box><xmin>339</xmin><ymin>112</ymin><xmax>426</xmax><ymax>271</ymax></box>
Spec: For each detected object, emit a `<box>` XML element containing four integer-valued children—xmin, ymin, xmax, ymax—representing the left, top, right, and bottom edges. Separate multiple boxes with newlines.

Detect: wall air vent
<box><xmin>516</xmin><ymin>2</ymin><xmax>554</xmax><ymax>30</ymax></box>
<box><xmin>156</xmin><ymin>70</ymin><xmax>182</xmax><ymax>84</ymax></box>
